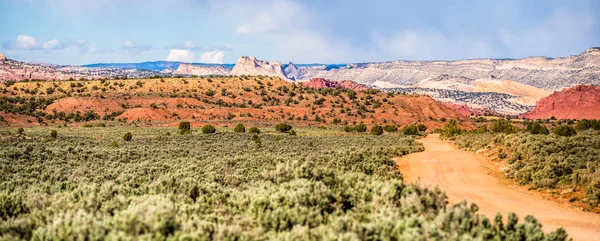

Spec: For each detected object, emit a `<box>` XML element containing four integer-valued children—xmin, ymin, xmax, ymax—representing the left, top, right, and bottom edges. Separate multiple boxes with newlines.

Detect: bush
<box><xmin>248</xmin><ymin>126</ymin><xmax>260</xmax><ymax>134</ymax></box>
<box><xmin>354</xmin><ymin>122</ymin><xmax>367</xmax><ymax>133</ymax></box>
<box><xmin>289</xmin><ymin>129</ymin><xmax>297</xmax><ymax>136</ymax></box>
<box><xmin>417</xmin><ymin>123</ymin><xmax>427</xmax><ymax>132</ymax></box>
<box><xmin>17</xmin><ymin>127</ymin><xmax>24</xmax><ymax>135</ymax></box>
<box><xmin>441</xmin><ymin>119</ymin><xmax>462</xmax><ymax>138</ymax></box>
<box><xmin>274</xmin><ymin>123</ymin><xmax>292</xmax><ymax>133</ymax></box>
<box><xmin>343</xmin><ymin>125</ymin><xmax>354</xmax><ymax>132</ymax></box>
<box><xmin>178</xmin><ymin>121</ymin><xmax>191</xmax><ymax>131</ymax></box>
<box><xmin>123</xmin><ymin>132</ymin><xmax>132</xmax><ymax>141</ymax></box>
<box><xmin>490</xmin><ymin>119</ymin><xmax>515</xmax><ymax>134</ymax></box>
<box><xmin>234</xmin><ymin>123</ymin><xmax>246</xmax><ymax>133</ymax></box>
<box><xmin>383</xmin><ymin>125</ymin><xmax>397</xmax><ymax>133</ymax></box>
<box><xmin>201</xmin><ymin>124</ymin><xmax>216</xmax><ymax>134</ymax></box>
<box><xmin>553</xmin><ymin>125</ymin><xmax>576</xmax><ymax>137</ymax></box>
<box><xmin>370</xmin><ymin>125</ymin><xmax>383</xmax><ymax>135</ymax></box>
<box><xmin>526</xmin><ymin>121</ymin><xmax>549</xmax><ymax>135</ymax></box>
<box><xmin>402</xmin><ymin>124</ymin><xmax>418</xmax><ymax>135</ymax></box>
<box><xmin>109</xmin><ymin>141</ymin><xmax>119</xmax><ymax>148</ymax></box>
<box><xmin>50</xmin><ymin>130</ymin><xmax>57</xmax><ymax>139</ymax></box>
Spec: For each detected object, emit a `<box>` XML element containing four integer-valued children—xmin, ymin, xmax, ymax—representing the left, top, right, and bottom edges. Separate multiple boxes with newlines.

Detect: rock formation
<box><xmin>173</xmin><ymin>63</ymin><xmax>230</xmax><ymax>76</ymax></box>
<box><xmin>299</xmin><ymin>78</ymin><xmax>370</xmax><ymax>91</ymax></box>
<box><xmin>230</xmin><ymin>56</ymin><xmax>290</xmax><ymax>81</ymax></box>
<box><xmin>287</xmin><ymin>48</ymin><xmax>600</xmax><ymax>91</ymax></box>
<box><xmin>284</xmin><ymin>62</ymin><xmax>298</xmax><ymax>81</ymax></box>
<box><xmin>524</xmin><ymin>85</ymin><xmax>600</xmax><ymax>120</ymax></box>
<box><xmin>0</xmin><ymin>53</ymin><xmax>6</xmax><ymax>62</ymax></box>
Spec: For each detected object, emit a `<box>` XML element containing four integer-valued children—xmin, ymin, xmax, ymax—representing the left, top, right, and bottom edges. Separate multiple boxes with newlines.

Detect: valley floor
<box><xmin>396</xmin><ymin>134</ymin><xmax>600</xmax><ymax>241</ymax></box>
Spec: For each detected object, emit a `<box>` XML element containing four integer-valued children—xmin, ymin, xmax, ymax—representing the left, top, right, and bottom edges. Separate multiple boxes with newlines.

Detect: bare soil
<box><xmin>396</xmin><ymin>134</ymin><xmax>600</xmax><ymax>241</ymax></box>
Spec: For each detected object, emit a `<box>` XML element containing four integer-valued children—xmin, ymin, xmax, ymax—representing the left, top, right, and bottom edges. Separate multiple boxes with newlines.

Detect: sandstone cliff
<box><xmin>173</xmin><ymin>63</ymin><xmax>230</xmax><ymax>76</ymax></box>
<box><xmin>287</xmin><ymin>48</ymin><xmax>600</xmax><ymax>91</ymax></box>
<box><xmin>230</xmin><ymin>56</ymin><xmax>290</xmax><ymax>81</ymax></box>
<box><xmin>524</xmin><ymin>85</ymin><xmax>600</xmax><ymax>120</ymax></box>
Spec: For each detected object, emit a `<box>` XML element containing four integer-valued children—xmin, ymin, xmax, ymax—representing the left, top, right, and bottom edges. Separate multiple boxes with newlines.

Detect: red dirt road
<box><xmin>396</xmin><ymin>134</ymin><xmax>600</xmax><ymax>241</ymax></box>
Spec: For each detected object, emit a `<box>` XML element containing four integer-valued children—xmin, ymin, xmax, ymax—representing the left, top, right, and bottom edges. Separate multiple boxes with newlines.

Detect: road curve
<box><xmin>396</xmin><ymin>134</ymin><xmax>600</xmax><ymax>241</ymax></box>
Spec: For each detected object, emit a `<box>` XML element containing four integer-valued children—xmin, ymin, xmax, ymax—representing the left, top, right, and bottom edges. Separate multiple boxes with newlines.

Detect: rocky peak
<box><xmin>230</xmin><ymin>56</ymin><xmax>290</xmax><ymax>81</ymax></box>
<box><xmin>583</xmin><ymin>47</ymin><xmax>600</xmax><ymax>54</ymax></box>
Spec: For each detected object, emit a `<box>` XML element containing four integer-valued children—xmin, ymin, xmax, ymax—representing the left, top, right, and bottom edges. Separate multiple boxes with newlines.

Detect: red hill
<box><xmin>300</xmin><ymin>78</ymin><xmax>370</xmax><ymax>91</ymax></box>
<box><xmin>524</xmin><ymin>85</ymin><xmax>600</xmax><ymax>120</ymax></box>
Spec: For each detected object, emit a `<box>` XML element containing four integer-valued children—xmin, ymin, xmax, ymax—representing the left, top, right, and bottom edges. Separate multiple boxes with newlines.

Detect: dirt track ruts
<box><xmin>396</xmin><ymin>134</ymin><xmax>600</xmax><ymax>241</ymax></box>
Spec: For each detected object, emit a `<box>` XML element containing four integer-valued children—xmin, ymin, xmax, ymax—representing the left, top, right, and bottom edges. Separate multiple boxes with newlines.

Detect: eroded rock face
<box><xmin>287</xmin><ymin>48</ymin><xmax>600</xmax><ymax>91</ymax></box>
<box><xmin>230</xmin><ymin>56</ymin><xmax>290</xmax><ymax>81</ymax></box>
<box><xmin>524</xmin><ymin>85</ymin><xmax>600</xmax><ymax>119</ymax></box>
<box><xmin>0</xmin><ymin>53</ymin><xmax>6</xmax><ymax>61</ymax></box>
<box><xmin>173</xmin><ymin>63</ymin><xmax>230</xmax><ymax>76</ymax></box>
<box><xmin>300</xmin><ymin>78</ymin><xmax>370</xmax><ymax>91</ymax></box>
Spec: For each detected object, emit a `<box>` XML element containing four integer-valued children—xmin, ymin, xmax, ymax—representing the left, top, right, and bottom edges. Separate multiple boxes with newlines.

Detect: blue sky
<box><xmin>1</xmin><ymin>0</ymin><xmax>598</xmax><ymax>65</ymax></box>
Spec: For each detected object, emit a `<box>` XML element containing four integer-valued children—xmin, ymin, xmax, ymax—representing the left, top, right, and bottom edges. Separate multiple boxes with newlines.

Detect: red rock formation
<box><xmin>300</xmin><ymin>78</ymin><xmax>370</xmax><ymax>91</ymax></box>
<box><xmin>524</xmin><ymin>85</ymin><xmax>600</xmax><ymax>120</ymax></box>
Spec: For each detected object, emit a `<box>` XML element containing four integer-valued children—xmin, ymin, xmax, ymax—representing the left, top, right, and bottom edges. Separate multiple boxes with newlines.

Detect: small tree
<box><xmin>289</xmin><ymin>129</ymin><xmax>297</xmax><ymax>136</ymax></box>
<box><xmin>17</xmin><ymin>127</ymin><xmax>24</xmax><ymax>135</ymax></box>
<box><xmin>234</xmin><ymin>123</ymin><xmax>246</xmax><ymax>133</ymax></box>
<box><xmin>201</xmin><ymin>124</ymin><xmax>216</xmax><ymax>134</ymax></box>
<box><xmin>249</xmin><ymin>126</ymin><xmax>260</xmax><ymax>134</ymax></box>
<box><xmin>178</xmin><ymin>121</ymin><xmax>191</xmax><ymax>131</ymax></box>
<box><xmin>383</xmin><ymin>125</ymin><xmax>397</xmax><ymax>133</ymax></box>
<box><xmin>370</xmin><ymin>125</ymin><xmax>384</xmax><ymax>136</ymax></box>
<box><xmin>355</xmin><ymin>123</ymin><xmax>367</xmax><ymax>133</ymax></box>
<box><xmin>50</xmin><ymin>130</ymin><xmax>57</xmax><ymax>139</ymax></box>
<box><xmin>123</xmin><ymin>132</ymin><xmax>132</xmax><ymax>141</ymax></box>
<box><xmin>554</xmin><ymin>125</ymin><xmax>576</xmax><ymax>137</ymax></box>
<box><xmin>402</xmin><ymin>124</ymin><xmax>418</xmax><ymax>135</ymax></box>
<box><xmin>441</xmin><ymin>119</ymin><xmax>461</xmax><ymax>138</ymax></box>
<box><xmin>417</xmin><ymin>123</ymin><xmax>427</xmax><ymax>132</ymax></box>
<box><xmin>275</xmin><ymin>123</ymin><xmax>292</xmax><ymax>133</ymax></box>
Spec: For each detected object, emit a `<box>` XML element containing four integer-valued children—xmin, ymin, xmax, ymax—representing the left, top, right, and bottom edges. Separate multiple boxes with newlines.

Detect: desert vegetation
<box><xmin>0</xmin><ymin>126</ymin><xmax>568</xmax><ymax>240</ymax></box>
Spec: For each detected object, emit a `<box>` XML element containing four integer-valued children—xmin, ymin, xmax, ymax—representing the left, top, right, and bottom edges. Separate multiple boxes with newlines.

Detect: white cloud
<box><xmin>235</xmin><ymin>0</ymin><xmax>306</xmax><ymax>34</ymax></box>
<box><xmin>119</xmin><ymin>40</ymin><xmax>152</xmax><ymax>55</ymax></box>
<box><xmin>42</xmin><ymin>39</ymin><xmax>64</xmax><ymax>50</ymax></box>
<box><xmin>166</xmin><ymin>49</ymin><xmax>195</xmax><ymax>62</ymax></box>
<box><xmin>199</xmin><ymin>50</ymin><xmax>225</xmax><ymax>64</ymax></box>
<box><xmin>15</xmin><ymin>35</ymin><xmax>41</xmax><ymax>50</ymax></box>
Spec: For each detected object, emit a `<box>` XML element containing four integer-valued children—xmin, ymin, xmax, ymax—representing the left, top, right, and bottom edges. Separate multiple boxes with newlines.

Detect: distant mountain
<box><xmin>524</xmin><ymin>85</ymin><xmax>600</xmax><ymax>120</ymax></box>
<box><xmin>82</xmin><ymin>61</ymin><xmax>234</xmax><ymax>71</ymax></box>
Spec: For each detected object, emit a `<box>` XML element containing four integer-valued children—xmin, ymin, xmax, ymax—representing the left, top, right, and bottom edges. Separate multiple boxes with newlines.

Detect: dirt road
<box><xmin>396</xmin><ymin>134</ymin><xmax>600</xmax><ymax>241</ymax></box>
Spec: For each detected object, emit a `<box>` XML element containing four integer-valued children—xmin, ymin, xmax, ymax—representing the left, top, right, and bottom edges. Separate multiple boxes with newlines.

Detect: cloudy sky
<box><xmin>0</xmin><ymin>0</ymin><xmax>598</xmax><ymax>65</ymax></box>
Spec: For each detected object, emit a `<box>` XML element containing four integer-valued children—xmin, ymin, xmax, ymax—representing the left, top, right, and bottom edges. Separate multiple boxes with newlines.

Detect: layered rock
<box><xmin>230</xmin><ymin>56</ymin><xmax>290</xmax><ymax>81</ymax></box>
<box><xmin>300</xmin><ymin>78</ymin><xmax>370</xmax><ymax>91</ymax></box>
<box><xmin>173</xmin><ymin>63</ymin><xmax>230</xmax><ymax>76</ymax></box>
<box><xmin>524</xmin><ymin>85</ymin><xmax>600</xmax><ymax>120</ymax></box>
<box><xmin>287</xmin><ymin>48</ymin><xmax>600</xmax><ymax>91</ymax></box>
<box><xmin>284</xmin><ymin>62</ymin><xmax>298</xmax><ymax>81</ymax></box>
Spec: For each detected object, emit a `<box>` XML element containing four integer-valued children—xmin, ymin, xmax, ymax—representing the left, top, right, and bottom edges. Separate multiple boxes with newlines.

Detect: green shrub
<box><xmin>402</xmin><ymin>124</ymin><xmax>418</xmax><ymax>135</ymax></box>
<box><xmin>274</xmin><ymin>123</ymin><xmax>292</xmax><ymax>133</ymax></box>
<box><xmin>490</xmin><ymin>119</ymin><xmax>515</xmax><ymax>133</ymax></box>
<box><xmin>123</xmin><ymin>132</ymin><xmax>132</xmax><ymax>141</ymax></box>
<box><xmin>289</xmin><ymin>130</ymin><xmax>297</xmax><ymax>136</ymax></box>
<box><xmin>497</xmin><ymin>148</ymin><xmax>507</xmax><ymax>159</ymax></box>
<box><xmin>343</xmin><ymin>125</ymin><xmax>354</xmax><ymax>132</ymax></box>
<box><xmin>370</xmin><ymin>125</ymin><xmax>383</xmax><ymax>135</ymax></box>
<box><xmin>354</xmin><ymin>122</ymin><xmax>367</xmax><ymax>133</ymax></box>
<box><xmin>441</xmin><ymin>119</ymin><xmax>462</xmax><ymax>138</ymax></box>
<box><xmin>417</xmin><ymin>123</ymin><xmax>427</xmax><ymax>132</ymax></box>
<box><xmin>383</xmin><ymin>125</ymin><xmax>397</xmax><ymax>133</ymax></box>
<box><xmin>178</xmin><ymin>121</ymin><xmax>191</xmax><ymax>131</ymax></box>
<box><xmin>201</xmin><ymin>124</ymin><xmax>216</xmax><ymax>134</ymax></box>
<box><xmin>234</xmin><ymin>123</ymin><xmax>246</xmax><ymax>133</ymax></box>
<box><xmin>17</xmin><ymin>127</ymin><xmax>24</xmax><ymax>135</ymax></box>
<box><xmin>109</xmin><ymin>140</ymin><xmax>119</xmax><ymax>148</ymax></box>
<box><xmin>50</xmin><ymin>130</ymin><xmax>57</xmax><ymax>139</ymax></box>
<box><xmin>553</xmin><ymin>125</ymin><xmax>576</xmax><ymax>137</ymax></box>
<box><xmin>526</xmin><ymin>121</ymin><xmax>549</xmax><ymax>135</ymax></box>
<box><xmin>248</xmin><ymin>126</ymin><xmax>260</xmax><ymax>134</ymax></box>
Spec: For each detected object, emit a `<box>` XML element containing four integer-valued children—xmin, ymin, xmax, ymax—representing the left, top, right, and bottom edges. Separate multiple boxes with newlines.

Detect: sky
<box><xmin>0</xmin><ymin>0</ymin><xmax>598</xmax><ymax>65</ymax></box>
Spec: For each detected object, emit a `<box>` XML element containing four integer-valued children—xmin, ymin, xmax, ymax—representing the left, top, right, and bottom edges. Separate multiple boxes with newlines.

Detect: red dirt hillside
<box><xmin>300</xmin><ymin>78</ymin><xmax>370</xmax><ymax>91</ymax></box>
<box><xmin>524</xmin><ymin>85</ymin><xmax>600</xmax><ymax>120</ymax></box>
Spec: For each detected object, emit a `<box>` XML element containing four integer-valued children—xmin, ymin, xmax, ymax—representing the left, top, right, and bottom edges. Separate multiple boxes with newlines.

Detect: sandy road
<box><xmin>396</xmin><ymin>134</ymin><xmax>600</xmax><ymax>241</ymax></box>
